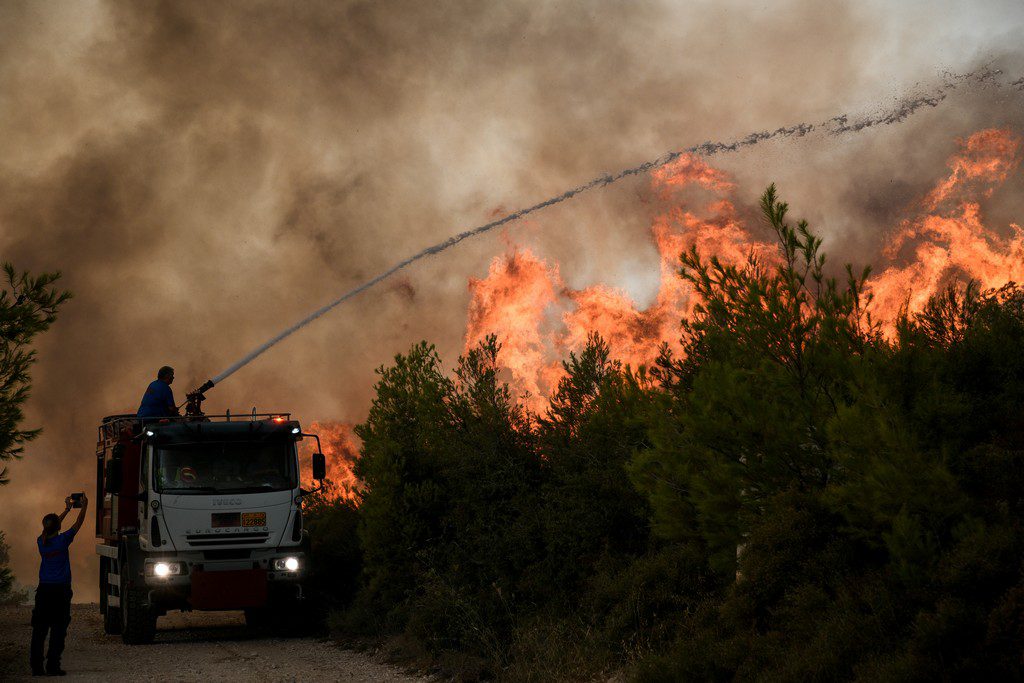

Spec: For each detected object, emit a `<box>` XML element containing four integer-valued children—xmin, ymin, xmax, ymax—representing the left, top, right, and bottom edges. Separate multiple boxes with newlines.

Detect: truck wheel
<box><xmin>282</xmin><ymin>608</ymin><xmax>310</xmax><ymax>637</ymax></box>
<box><xmin>100</xmin><ymin>558</ymin><xmax>123</xmax><ymax>635</ymax></box>
<box><xmin>104</xmin><ymin>601</ymin><xmax>123</xmax><ymax>635</ymax></box>
<box><xmin>103</xmin><ymin>594</ymin><xmax>123</xmax><ymax>635</ymax></box>
<box><xmin>99</xmin><ymin>557</ymin><xmax>106</xmax><ymax>615</ymax></box>
<box><xmin>244</xmin><ymin>606</ymin><xmax>272</xmax><ymax>634</ymax></box>
<box><xmin>121</xmin><ymin>585</ymin><xmax>156</xmax><ymax>644</ymax></box>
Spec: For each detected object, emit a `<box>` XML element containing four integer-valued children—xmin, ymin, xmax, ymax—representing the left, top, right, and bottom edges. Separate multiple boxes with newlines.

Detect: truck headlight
<box><xmin>146</xmin><ymin>561</ymin><xmax>183</xmax><ymax>577</ymax></box>
<box><xmin>273</xmin><ymin>556</ymin><xmax>300</xmax><ymax>572</ymax></box>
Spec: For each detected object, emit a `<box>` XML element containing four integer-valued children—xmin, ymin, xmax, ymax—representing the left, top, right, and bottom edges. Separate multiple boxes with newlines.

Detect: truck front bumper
<box><xmin>142</xmin><ymin>550</ymin><xmax>306</xmax><ymax>610</ymax></box>
<box><xmin>143</xmin><ymin>550</ymin><xmax>306</xmax><ymax>585</ymax></box>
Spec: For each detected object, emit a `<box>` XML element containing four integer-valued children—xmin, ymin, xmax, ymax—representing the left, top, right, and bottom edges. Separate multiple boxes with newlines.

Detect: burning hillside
<box><xmin>466</xmin><ymin>128</ymin><xmax>1023</xmax><ymax>403</ymax></box>
<box><xmin>321</xmin><ymin>128</ymin><xmax>1023</xmax><ymax>496</ymax></box>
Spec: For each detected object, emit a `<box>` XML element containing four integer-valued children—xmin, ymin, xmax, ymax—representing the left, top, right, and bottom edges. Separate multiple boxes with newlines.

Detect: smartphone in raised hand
<box><xmin>70</xmin><ymin>492</ymin><xmax>84</xmax><ymax>508</ymax></box>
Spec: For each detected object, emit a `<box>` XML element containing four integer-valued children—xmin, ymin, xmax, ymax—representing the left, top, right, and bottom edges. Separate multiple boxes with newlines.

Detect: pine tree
<box><xmin>0</xmin><ymin>263</ymin><xmax>71</xmax><ymax>484</ymax></box>
<box><xmin>630</xmin><ymin>184</ymin><xmax>875</xmax><ymax>575</ymax></box>
<box><xmin>0</xmin><ymin>530</ymin><xmax>27</xmax><ymax>604</ymax></box>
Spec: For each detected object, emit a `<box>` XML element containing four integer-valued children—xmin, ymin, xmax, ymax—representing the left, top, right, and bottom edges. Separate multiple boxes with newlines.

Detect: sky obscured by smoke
<box><xmin>1</xmin><ymin>0</ymin><xmax>1023</xmax><ymax>599</ymax></box>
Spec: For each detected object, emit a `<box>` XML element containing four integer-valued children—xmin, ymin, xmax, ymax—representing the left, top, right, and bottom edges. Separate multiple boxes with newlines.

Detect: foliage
<box><xmin>528</xmin><ymin>335</ymin><xmax>655</xmax><ymax>606</ymax></box>
<box><xmin>348</xmin><ymin>337</ymin><xmax>542</xmax><ymax>662</ymax></box>
<box><xmin>0</xmin><ymin>263</ymin><xmax>71</xmax><ymax>484</ymax></box>
<box><xmin>321</xmin><ymin>187</ymin><xmax>1024</xmax><ymax>680</ymax></box>
<box><xmin>629</xmin><ymin>189</ymin><xmax>1024</xmax><ymax>680</ymax></box>
<box><xmin>0</xmin><ymin>530</ymin><xmax>28</xmax><ymax>605</ymax></box>
<box><xmin>303</xmin><ymin>480</ymin><xmax>362</xmax><ymax>611</ymax></box>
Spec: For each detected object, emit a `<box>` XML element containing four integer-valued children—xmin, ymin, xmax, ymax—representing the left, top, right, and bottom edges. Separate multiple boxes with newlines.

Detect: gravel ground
<box><xmin>0</xmin><ymin>603</ymin><xmax>427</xmax><ymax>682</ymax></box>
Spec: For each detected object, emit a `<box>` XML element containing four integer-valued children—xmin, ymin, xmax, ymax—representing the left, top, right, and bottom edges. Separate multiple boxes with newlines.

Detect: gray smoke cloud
<box><xmin>1</xmin><ymin>0</ymin><xmax>1023</xmax><ymax>600</ymax></box>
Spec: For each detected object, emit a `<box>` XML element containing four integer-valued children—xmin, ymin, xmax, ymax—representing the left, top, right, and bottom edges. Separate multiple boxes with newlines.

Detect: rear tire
<box><xmin>103</xmin><ymin>595</ymin><xmax>123</xmax><ymax>635</ymax></box>
<box><xmin>99</xmin><ymin>557</ymin><xmax>106</xmax><ymax>614</ymax></box>
<box><xmin>100</xmin><ymin>558</ymin><xmax>122</xmax><ymax>635</ymax></box>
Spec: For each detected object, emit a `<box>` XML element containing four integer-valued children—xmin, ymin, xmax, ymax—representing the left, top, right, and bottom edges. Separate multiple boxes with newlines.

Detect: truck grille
<box><xmin>186</xmin><ymin>532</ymin><xmax>270</xmax><ymax>547</ymax></box>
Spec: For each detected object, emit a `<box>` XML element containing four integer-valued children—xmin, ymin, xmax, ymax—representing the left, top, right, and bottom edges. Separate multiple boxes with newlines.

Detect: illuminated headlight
<box><xmin>291</xmin><ymin>427</ymin><xmax>300</xmax><ymax>435</ymax></box>
<box><xmin>273</xmin><ymin>556</ymin><xmax>300</xmax><ymax>572</ymax></box>
<box><xmin>146</xmin><ymin>561</ymin><xmax>183</xmax><ymax>577</ymax></box>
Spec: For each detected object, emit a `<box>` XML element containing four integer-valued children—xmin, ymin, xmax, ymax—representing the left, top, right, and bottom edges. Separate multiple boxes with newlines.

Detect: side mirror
<box><xmin>105</xmin><ymin>459</ymin><xmax>122</xmax><ymax>494</ymax></box>
<box><xmin>312</xmin><ymin>452</ymin><xmax>326</xmax><ymax>481</ymax></box>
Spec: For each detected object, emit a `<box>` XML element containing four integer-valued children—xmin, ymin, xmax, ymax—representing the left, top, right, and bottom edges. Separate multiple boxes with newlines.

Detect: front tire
<box><xmin>244</xmin><ymin>606</ymin><xmax>272</xmax><ymax>634</ymax></box>
<box><xmin>121</xmin><ymin>577</ymin><xmax>156</xmax><ymax>644</ymax></box>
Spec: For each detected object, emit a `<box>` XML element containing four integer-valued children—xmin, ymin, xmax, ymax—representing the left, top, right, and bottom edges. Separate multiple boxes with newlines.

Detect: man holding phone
<box><xmin>31</xmin><ymin>493</ymin><xmax>87</xmax><ymax>677</ymax></box>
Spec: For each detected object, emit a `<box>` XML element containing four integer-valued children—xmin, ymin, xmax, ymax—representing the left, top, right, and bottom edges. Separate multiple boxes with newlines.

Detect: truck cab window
<box><xmin>155</xmin><ymin>441</ymin><xmax>296</xmax><ymax>494</ymax></box>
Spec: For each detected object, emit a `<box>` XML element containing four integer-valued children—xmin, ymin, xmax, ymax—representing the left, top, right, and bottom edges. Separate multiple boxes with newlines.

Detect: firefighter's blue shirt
<box><xmin>37</xmin><ymin>528</ymin><xmax>76</xmax><ymax>585</ymax></box>
<box><xmin>137</xmin><ymin>380</ymin><xmax>175</xmax><ymax>418</ymax></box>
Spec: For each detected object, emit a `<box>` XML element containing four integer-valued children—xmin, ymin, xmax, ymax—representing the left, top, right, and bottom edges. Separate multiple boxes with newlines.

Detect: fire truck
<box><xmin>94</xmin><ymin>384</ymin><xmax>327</xmax><ymax>644</ymax></box>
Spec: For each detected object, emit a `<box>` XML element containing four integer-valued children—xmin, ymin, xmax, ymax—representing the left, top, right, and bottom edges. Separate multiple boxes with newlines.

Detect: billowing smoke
<box><xmin>1</xmin><ymin>0</ymin><xmax>1023</xmax><ymax>600</ymax></box>
<box><xmin>212</xmin><ymin>66</ymin><xmax>1010</xmax><ymax>386</ymax></box>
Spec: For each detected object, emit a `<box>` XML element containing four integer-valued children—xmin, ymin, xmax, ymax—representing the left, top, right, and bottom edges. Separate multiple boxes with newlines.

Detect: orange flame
<box><xmin>923</xmin><ymin>128</ymin><xmax>1022</xmax><ymax>209</ymax></box>
<box><xmin>299</xmin><ymin>420</ymin><xmax>362</xmax><ymax>502</ymax></box>
<box><xmin>465</xmin><ymin>247</ymin><xmax>563</xmax><ymax>407</ymax></box>
<box><xmin>466</xmin><ymin>154</ymin><xmax>774</xmax><ymax>400</ymax></box>
<box><xmin>466</xmin><ymin>129</ymin><xmax>1023</xmax><ymax>402</ymax></box>
<box><xmin>869</xmin><ymin>128</ymin><xmax>1023</xmax><ymax>323</ymax></box>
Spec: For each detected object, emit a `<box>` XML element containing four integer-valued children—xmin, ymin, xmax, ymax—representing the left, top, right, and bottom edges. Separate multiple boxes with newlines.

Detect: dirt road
<box><xmin>0</xmin><ymin>603</ymin><xmax>426</xmax><ymax>682</ymax></box>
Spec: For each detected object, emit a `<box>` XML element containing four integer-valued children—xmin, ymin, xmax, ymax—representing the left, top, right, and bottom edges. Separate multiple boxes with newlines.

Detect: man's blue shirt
<box><xmin>137</xmin><ymin>380</ymin><xmax>175</xmax><ymax>418</ymax></box>
<box><xmin>37</xmin><ymin>528</ymin><xmax>76</xmax><ymax>585</ymax></box>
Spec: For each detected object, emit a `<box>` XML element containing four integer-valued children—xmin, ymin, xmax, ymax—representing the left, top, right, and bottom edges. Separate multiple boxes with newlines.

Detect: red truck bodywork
<box><xmin>95</xmin><ymin>416</ymin><xmax>143</xmax><ymax>541</ymax></box>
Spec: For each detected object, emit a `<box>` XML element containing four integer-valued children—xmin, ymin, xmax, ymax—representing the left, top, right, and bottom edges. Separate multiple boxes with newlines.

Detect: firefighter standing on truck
<box><xmin>136</xmin><ymin>365</ymin><xmax>179</xmax><ymax>418</ymax></box>
<box><xmin>31</xmin><ymin>493</ymin><xmax>88</xmax><ymax>677</ymax></box>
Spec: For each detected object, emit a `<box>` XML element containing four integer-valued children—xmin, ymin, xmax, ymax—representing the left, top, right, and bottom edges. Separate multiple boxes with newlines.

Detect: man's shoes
<box><xmin>30</xmin><ymin>669</ymin><xmax>46</xmax><ymax>677</ymax></box>
<box><xmin>45</xmin><ymin>668</ymin><xmax>67</xmax><ymax>676</ymax></box>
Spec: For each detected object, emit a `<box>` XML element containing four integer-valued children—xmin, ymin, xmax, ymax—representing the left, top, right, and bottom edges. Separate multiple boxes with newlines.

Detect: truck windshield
<box><xmin>154</xmin><ymin>441</ymin><xmax>296</xmax><ymax>494</ymax></box>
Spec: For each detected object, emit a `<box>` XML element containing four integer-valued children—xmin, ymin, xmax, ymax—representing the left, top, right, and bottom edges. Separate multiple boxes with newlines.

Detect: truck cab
<box><xmin>95</xmin><ymin>412</ymin><xmax>326</xmax><ymax>644</ymax></box>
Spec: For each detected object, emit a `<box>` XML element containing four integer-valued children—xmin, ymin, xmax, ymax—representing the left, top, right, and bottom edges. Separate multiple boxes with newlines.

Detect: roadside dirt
<box><xmin>0</xmin><ymin>603</ymin><xmax>427</xmax><ymax>682</ymax></box>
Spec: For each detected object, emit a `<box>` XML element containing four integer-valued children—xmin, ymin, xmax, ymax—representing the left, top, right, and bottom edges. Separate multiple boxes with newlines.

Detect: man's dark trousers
<box><xmin>30</xmin><ymin>583</ymin><xmax>72</xmax><ymax>672</ymax></box>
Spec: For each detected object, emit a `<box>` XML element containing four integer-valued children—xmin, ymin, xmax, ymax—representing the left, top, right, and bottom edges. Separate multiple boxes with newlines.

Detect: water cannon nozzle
<box><xmin>184</xmin><ymin>379</ymin><xmax>216</xmax><ymax>417</ymax></box>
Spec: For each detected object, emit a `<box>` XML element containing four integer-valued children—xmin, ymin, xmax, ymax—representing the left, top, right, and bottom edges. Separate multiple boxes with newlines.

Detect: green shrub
<box><xmin>303</xmin><ymin>482</ymin><xmax>362</xmax><ymax>609</ymax></box>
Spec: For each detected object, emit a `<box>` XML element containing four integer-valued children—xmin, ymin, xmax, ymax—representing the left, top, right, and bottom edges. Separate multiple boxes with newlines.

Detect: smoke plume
<box><xmin>213</xmin><ymin>66</ymin><xmax>1013</xmax><ymax>386</ymax></box>
<box><xmin>1</xmin><ymin>0</ymin><xmax>1023</xmax><ymax>600</ymax></box>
